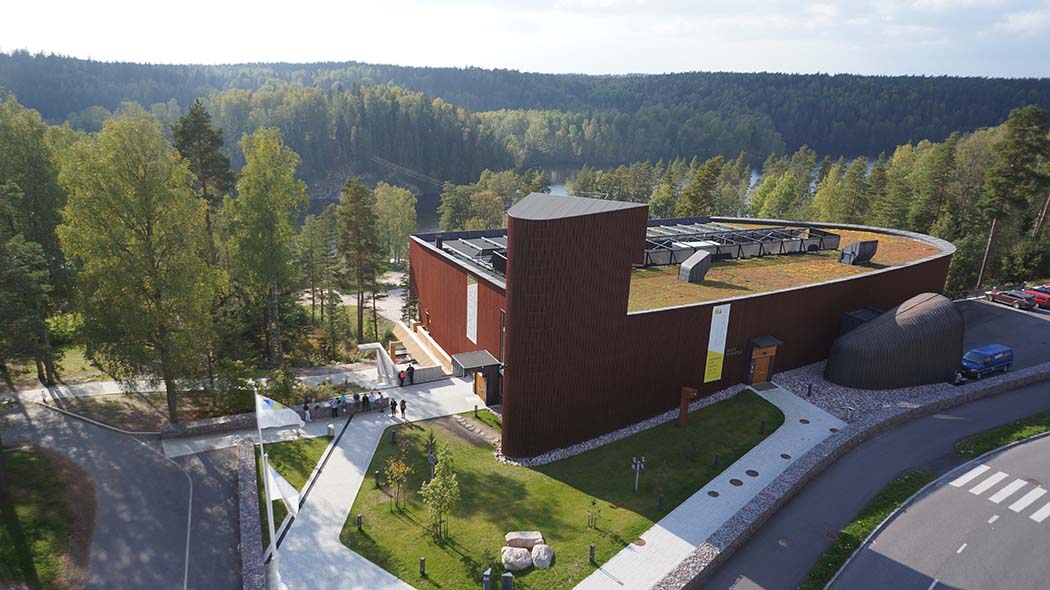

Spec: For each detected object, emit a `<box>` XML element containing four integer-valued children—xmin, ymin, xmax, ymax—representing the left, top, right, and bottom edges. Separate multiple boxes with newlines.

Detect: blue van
<box><xmin>961</xmin><ymin>344</ymin><xmax>1014</xmax><ymax>378</ymax></box>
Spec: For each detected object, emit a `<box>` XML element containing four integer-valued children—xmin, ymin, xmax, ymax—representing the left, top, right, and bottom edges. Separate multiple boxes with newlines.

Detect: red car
<box><xmin>1023</xmin><ymin>285</ymin><xmax>1050</xmax><ymax>308</ymax></box>
<box><xmin>986</xmin><ymin>289</ymin><xmax>1038</xmax><ymax>310</ymax></box>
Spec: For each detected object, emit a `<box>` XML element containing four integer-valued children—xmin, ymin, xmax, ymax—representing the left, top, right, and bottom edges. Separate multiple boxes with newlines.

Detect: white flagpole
<box><xmin>255</xmin><ymin>385</ymin><xmax>281</xmax><ymax>585</ymax></box>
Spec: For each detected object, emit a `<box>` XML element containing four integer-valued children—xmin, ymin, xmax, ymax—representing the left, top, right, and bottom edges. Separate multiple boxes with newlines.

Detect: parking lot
<box><xmin>959</xmin><ymin>298</ymin><xmax>1050</xmax><ymax>370</ymax></box>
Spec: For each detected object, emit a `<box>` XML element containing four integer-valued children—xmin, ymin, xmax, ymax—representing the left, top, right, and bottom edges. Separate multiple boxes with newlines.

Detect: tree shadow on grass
<box><xmin>0</xmin><ymin>467</ymin><xmax>41</xmax><ymax>589</ymax></box>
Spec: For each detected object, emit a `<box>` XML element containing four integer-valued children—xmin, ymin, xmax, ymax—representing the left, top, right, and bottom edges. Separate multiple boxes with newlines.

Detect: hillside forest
<box><xmin>1</xmin><ymin>55</ymin><xmax>1049</xmax><ymax>416</ymax></box>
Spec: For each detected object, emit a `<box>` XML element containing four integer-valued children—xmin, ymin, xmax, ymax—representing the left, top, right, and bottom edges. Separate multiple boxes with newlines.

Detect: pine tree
<box><xmin>172</xmin><ymin>99</ymin><xmax>235</xmax><ymax>265</ymax></box>
<box><xmin>337</xmin><ymin>178</ymin><xmax>381</xmax><ymax>343</ymax></box>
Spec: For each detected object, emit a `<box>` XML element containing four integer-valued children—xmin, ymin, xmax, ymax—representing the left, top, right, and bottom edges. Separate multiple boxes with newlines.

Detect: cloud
<box><xmin>993</xmin><ymin>9</ymin><xmax>1050</xmax><ymax>33</ymax></box>
<box><xmin>0</xmin><ymin>0</ymin><xmax>1046</xmax><ymax>77</ymax></box>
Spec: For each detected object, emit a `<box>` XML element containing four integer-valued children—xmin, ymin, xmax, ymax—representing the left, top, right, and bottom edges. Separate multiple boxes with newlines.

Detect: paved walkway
<box><xmin>575</xmin><ymin>384</ymin><xmax>844</xmax><ymax>590</ymax></box>
<box><xmin>15</xmin><ymin>368</ymin><xmax>387</xmax><ymax>403</ymax></box>
<box><xmin>276</xmin><ymin>377</ymin><xmax>479</xmax><ymax>590</ymax></box>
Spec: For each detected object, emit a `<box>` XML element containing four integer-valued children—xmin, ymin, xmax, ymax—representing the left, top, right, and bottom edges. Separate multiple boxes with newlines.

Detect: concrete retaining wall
<box><xmin>237</xmin><ymin>441</ymin><xmax>265</xmax><ymax>590</ymax></box>
<box><xmin>656</xmin><ymin>360</ymin><xmax>1050</xmax><ymax>590</ymax></box>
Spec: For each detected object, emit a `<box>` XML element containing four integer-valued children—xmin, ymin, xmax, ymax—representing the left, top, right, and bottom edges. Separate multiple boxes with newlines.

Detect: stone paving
<box><xmin>574</xmin><ymin>384</ymin><xmax>844</xmax><ymax>590</ymax></box>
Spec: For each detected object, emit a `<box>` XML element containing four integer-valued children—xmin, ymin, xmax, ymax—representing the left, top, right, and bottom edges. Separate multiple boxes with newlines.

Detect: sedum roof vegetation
<box><xmin>627</xmin><ymin>228</ymin><xmax>943</xmax><ymax>313</ymax></box>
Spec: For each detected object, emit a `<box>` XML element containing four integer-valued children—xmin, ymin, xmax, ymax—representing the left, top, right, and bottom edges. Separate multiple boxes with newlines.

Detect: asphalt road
<box><xmin>703</xmin><ymin>380</ymin><xmax>1050</xmax><ymax>590</ymax></box>
<box><xmin>833</xmin><ymin>434</ymin><xmax>1050</xmax><ymax>590</ymax></box>
<box><xmin>2</xmin><ymin>402</ymin><xmax>240</xmax><ymax>590</ymax></box>
<box><xmin>958</xmin><ymin>299</ymin><xmax>1050</xmax><ymax>370</ymax></box>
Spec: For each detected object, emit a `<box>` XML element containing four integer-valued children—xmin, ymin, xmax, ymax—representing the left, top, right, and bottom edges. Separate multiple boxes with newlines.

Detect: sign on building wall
<box><xmin>466</xmin><ymin>275</ymin><xmax>478</xmax><ymax>344</ymax></box>
<box><xmin>704</xmin><ymin>304</ymin><xmax>731</xmax><ymax>383</ymax></box>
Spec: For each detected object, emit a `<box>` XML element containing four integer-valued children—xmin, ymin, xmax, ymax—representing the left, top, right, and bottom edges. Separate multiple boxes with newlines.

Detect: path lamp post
<box><xmin>632</xmin><ymin>456</ymin><xmax>646</xmax><ymax>493</ymax></box>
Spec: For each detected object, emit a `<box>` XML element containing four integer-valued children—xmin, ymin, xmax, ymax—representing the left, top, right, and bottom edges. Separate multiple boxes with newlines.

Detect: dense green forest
<box><xmin>2</xmin><ymin>56</ymin><xmax>1049</xmax><ymax>406</ymax></box>
<box><xmin>0</xmin><ymin>92</ymin><xmax>413</xmax><ymax>421</ymax></box>
<box><xmin>3</xmin><ymin>51</ymin><xmax>1050</xmax><ymax>191</ymax></box>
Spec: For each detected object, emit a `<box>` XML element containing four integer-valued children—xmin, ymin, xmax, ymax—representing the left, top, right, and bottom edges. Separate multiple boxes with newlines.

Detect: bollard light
<box><xmin>589</xmin><ymin>543</ymin><xmax>596</xmax><ymax>564</ymax></box>
<box><xmin>392</xmin><ymin>429</ymin><xmax>397</xmax><ymax>444</ymax></box>
<box><xmin>420</xmin><ymin>556</ymin><xmax>426</xmax><ymax>576</ymax></box>
<box><xmin>483</xmin><ymin>568</ymin><xmax>492</xmax><ymax>590</ymax></box>
<box><xmin>374</xmin><ymin>469</ymin><xmax>380</xmax><ymax>487</ymax></box>
<box><xmin>759</xmin><ymin>419</ymin><xmax>766</xmax><ymax>435</ymax></box>
<box><xmin>714</xmin><ymin>452</ymin><xmax>720</xmax><ymax>469</ymax></box>
<box><xmin>658</xmin><ymin>493</ymin><xmax>664</xmax><ymax>512</ymax></box>
<box><xmin>475</xmin><ymin>404</ymin><xmax>479</xmax><ymax>418</ymax></box>
<box><xmin>501</xmin><ymin>571</ymin><xmax>513</xmax><ymax>590</ymax></box>
<box><xmin>356</xmin><ymin>514</ymin><xmax>362</xmax><ymax>530</ymax></box>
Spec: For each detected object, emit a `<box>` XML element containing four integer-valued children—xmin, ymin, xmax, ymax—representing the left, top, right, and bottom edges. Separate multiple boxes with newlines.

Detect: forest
<box><xmin>1</xmin><ymin>54</ymin><xmax>1049</xmax><ymax>412</ymax></box>
<box><xmin>3</xmin><ymin>51</ymin><xmax>1050</xmax><ymax>194</ymax></box>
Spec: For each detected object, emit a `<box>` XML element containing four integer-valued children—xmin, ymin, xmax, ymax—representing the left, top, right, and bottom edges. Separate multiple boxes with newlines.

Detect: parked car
<box><xmin>985</xmin><ymin>289</ymin><xmax>1038</xmax><ymax>310</ymax></box>
<box><xmin>961</xmin><ymin>344</ymin><xmax>1014</xmax><ymax>378</ymax></box>
<box><xmin>1022</xmin><ymin>285</ymin><xmax>1050</xmax><ymax>308</ymax></box>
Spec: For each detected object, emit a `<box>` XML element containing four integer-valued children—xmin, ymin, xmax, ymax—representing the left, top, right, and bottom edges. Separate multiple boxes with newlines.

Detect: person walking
<box><xmin>400</xmin><ymin>398</ymin><xmax>407</xmax><ymax>421</ymax></box>
<box><xmin>303</xmin><ymin>403</ymin><xmax>312</xmax><ymax>423</ymax></box>
<box><xmin>390</xmin><ymin>399</ymin><xmax>397</xmax><ymax>417</ymax></box>
<box><xmin>398</xmin><ymin>369</ymin><xmax>406</xmax><ymax>386</ymax></box>
<box><xmin>406</xmin><ymin>364</ymin><xmax>415</xmax><ymax>385</ymax></box>
<box><xmin>330</xmin><ymin>398</ymin><xmax>337</xmax><ymax>418</ymax></box>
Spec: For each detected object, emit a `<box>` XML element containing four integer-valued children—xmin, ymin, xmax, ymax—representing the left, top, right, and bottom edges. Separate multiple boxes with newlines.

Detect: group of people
<box><xmin>299</xmin><ymin>363</ymin><xmax>420</xmax><ymax>424</ymax></box>
<box><xmin>301</xmin><ymin>390</ymin><xmax>408</xmax><ymax>422</ymax></box>
<box><xmin>397</xmin><ymin>363</ymin><xmax>416</xmax><ymax>386</ymax></box>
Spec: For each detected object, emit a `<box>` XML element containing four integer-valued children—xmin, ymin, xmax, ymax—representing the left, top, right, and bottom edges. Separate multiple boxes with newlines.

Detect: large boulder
<box><xmin>501</xmin><ymin>546</ymin><xmax>532</xmax><ymax>572</ymax></box>
<box><xmin>505</xmin><ymin>530</ymin><xmax>544</xmax><ymax>549</ymax></box>
<box><xmin>531</xmin><ymin>544</ymin><xmax>554</xmax><ymax>569</ymax></box>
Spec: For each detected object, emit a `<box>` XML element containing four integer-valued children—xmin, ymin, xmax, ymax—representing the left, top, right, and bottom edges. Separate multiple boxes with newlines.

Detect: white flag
<box><xmin>267</xmin><ymin>464</ymin><xmax>301</xmax><ymax>516</ymax></box>
<box><xmin>255</xmin><ymin>393</ymin><xmax>305</xmax><ymax>430</ymax></box>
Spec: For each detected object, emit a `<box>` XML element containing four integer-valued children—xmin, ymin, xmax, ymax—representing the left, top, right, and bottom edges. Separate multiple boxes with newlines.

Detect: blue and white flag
<box><xmin>255</xmin><ymin>394</ymin><xmax>305</xmax><ymax>430</ymax></box>
<box><xmin>266</xmin><ymin>465</ymin><xmax>301</xmax><ymax>516</ymax></box>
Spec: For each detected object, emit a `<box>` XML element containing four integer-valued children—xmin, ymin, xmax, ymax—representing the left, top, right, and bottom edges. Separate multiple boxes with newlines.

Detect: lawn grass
<box><xmin>797</xmin><ymin>468</ymin><xmax>936</xmax><ymax>590</ymax></box>
<box><xmin>628</xmin><ymin>228</ymin><xmax>941</xmax><ymax>311</ymax></box>
<box><xmin>5</xmin><ymin>345</ymin><xmax>104</xmax><ymax>388</ymax></box>
<box><xmin>0</xmin><ymin>445</ymin><xmax>95</xmax><ymax>589</ymax></box>
<box><xmin>474</xmin><ymin>409</ymin><xmax>502</xmax><ymax>432</ymax></box>
<box><xmin>342</xmin><ymin>390</ymin><xmax>783</xmax><ymax>590</ymax></box>
<box><xmin>255</xmin><ymin>436</ymin><xmax>333</xmax><ymax>548</ymax></box>
<box><xmin>955</xmin><ymin>411</ymin><xmax>1050</xmax><ymax>458</ymax></box>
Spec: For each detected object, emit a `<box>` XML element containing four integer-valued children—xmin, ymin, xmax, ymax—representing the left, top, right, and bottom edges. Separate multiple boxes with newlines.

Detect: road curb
<box><xmin>823</xmin><ymin>428</ymin><xmax>1050</xmax><ymax>589</ymax></box>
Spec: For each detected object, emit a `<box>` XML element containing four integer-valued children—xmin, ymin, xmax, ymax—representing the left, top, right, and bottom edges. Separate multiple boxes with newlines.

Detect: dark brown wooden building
<box><xmin>409</xmin><ymin>194</ymin><xmax>955</xmax><ymax>458</ymax></box>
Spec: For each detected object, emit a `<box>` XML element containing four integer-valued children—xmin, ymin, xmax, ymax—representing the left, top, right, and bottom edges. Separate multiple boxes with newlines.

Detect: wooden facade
<box><xmin>411</xmin><ymin>204</ymin><xmax>955</xmax><ymax>459</ymax></box>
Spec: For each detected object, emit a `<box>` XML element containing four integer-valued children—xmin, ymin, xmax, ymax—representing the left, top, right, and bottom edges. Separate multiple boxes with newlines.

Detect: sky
<box><xmin>3</xmin><ymin>0</ymin><xmax>1049</xmax><ymax>77</ymax></box>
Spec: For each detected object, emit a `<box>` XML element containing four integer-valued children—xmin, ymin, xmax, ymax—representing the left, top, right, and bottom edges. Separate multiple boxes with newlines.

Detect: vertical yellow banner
<box><xmin>704</xmin><ymin>304</ymin><xmax>731</xmax><ymax>383</ymax></box>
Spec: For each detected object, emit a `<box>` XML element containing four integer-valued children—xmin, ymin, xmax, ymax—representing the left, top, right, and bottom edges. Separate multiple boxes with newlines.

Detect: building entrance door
<box><xmin>752</xmin><ymin>356</ymin><xmax>771</xmax><ymax>383</ymax></box>
<box><xmin>746</xmin><ymin>336</ymin><xmax>782</xmax><ymax>384</ymax></box>
<box><xmin>473</xmin><ymin>370</ymin><xmax>487</xmax><ymax>401</ymax></box>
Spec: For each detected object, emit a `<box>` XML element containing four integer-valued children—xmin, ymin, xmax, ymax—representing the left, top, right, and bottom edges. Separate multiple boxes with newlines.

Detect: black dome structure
<box><xmin>824</xmin><ymin>292</ymin><xmax>963</xmax><ymax>389</ymax></box>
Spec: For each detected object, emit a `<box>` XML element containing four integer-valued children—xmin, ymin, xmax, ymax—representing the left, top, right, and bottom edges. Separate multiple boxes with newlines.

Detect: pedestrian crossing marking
<box><xmin>950</xmin><ymin>465</ymin><xmax>990</xmax><ymax>487</ymax></box>
<box><xmin>951</xmin><ymin>466</ymin><xmax>1050</xmax><ymax>526</ymax></box>
<box><xmin>1009</xmin><ymin>488</ymin><xmax>1046</xmax><ymax>513</ymax></box>
<box><xmin>1030</xmin><ymin>501</ymin><xmax>1050</xmax><ymax>523</ymax></box>
<box><xmin>989</xmin><ymin>479</ymin><xmax>1028</xmax><ymax>504</ymax></box>
<box><xmin>969</xmin><ymin>471</ymin><xmax>1008</xmax><ymax>495</ymax></box>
